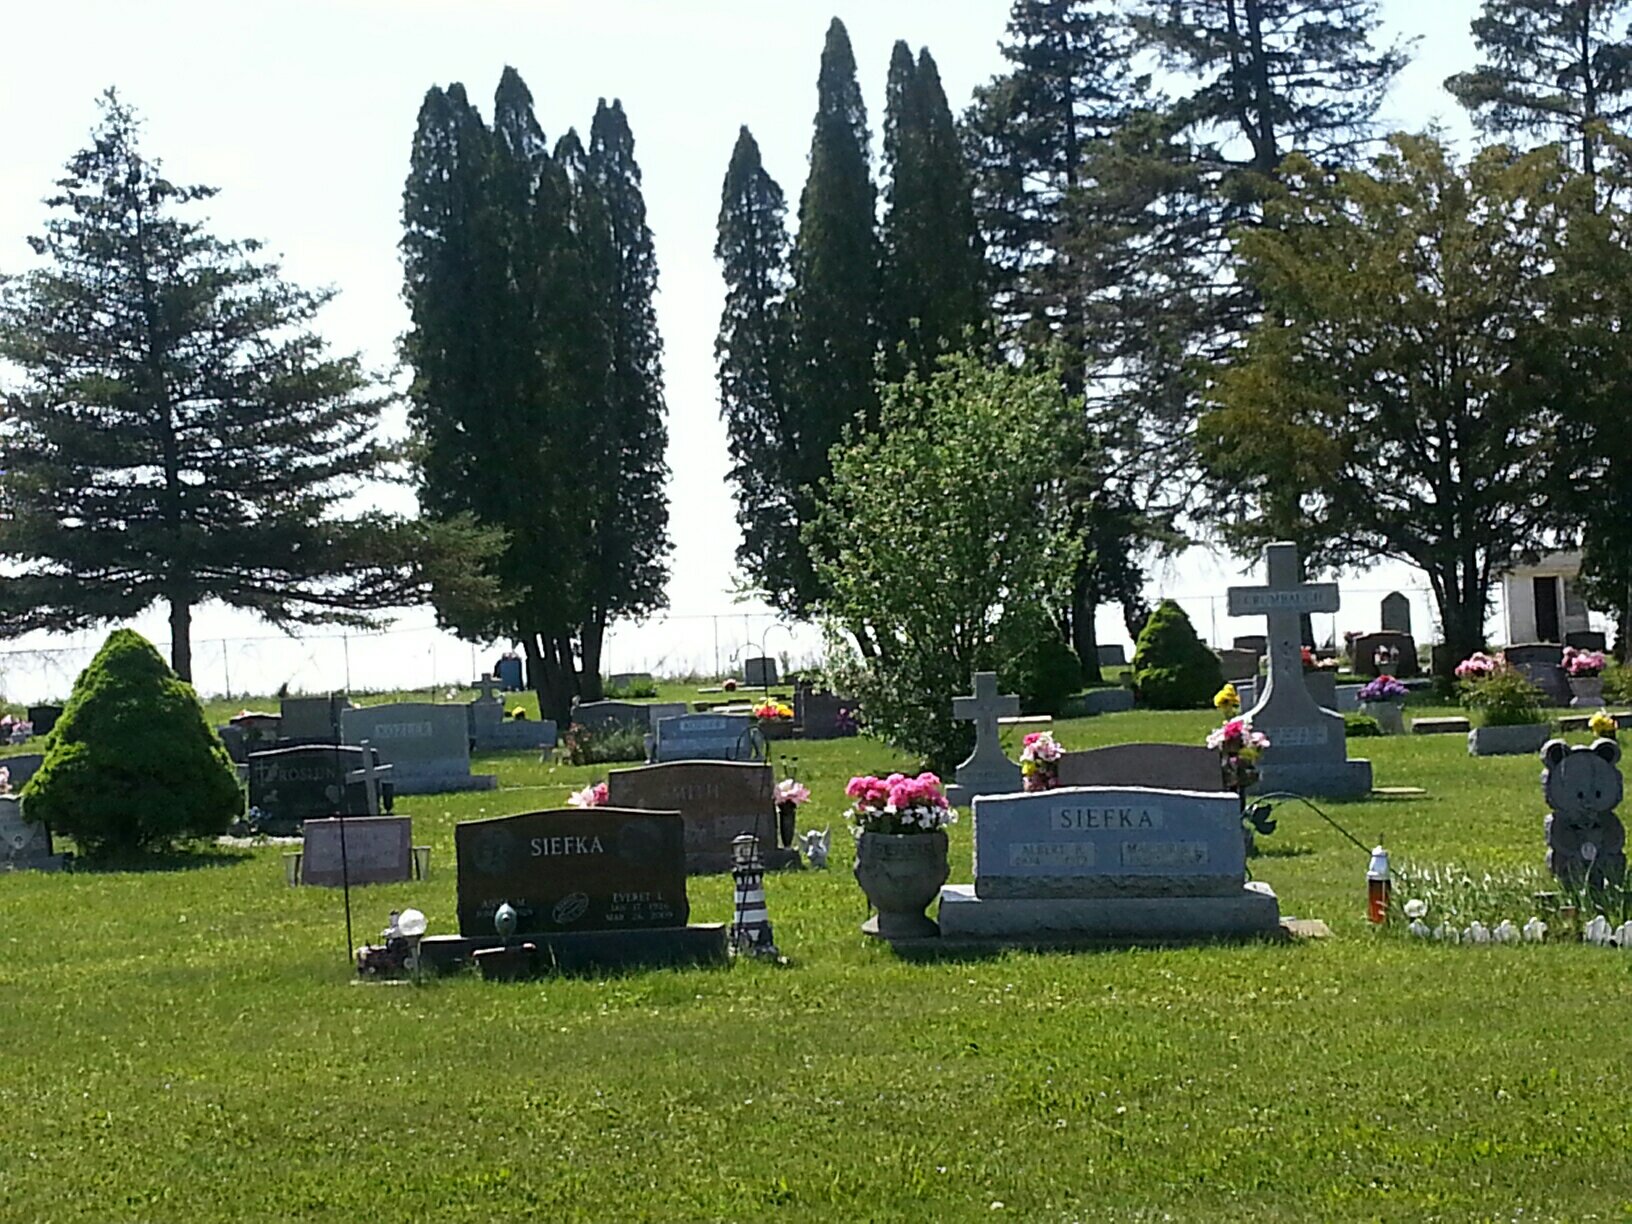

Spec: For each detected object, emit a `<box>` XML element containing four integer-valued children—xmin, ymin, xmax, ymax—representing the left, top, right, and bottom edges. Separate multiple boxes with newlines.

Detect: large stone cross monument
<box><xmin>1228</xmin><ymin>542</ymin><xmax>1372</xmax><ymax>799</ymax></box>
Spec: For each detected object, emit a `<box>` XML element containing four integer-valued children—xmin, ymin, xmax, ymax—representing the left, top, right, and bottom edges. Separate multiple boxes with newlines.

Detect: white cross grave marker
<box><xmin>346</xmin><ymin>740</ymin><xmax>394</xmax><ymax>814</ymax></box>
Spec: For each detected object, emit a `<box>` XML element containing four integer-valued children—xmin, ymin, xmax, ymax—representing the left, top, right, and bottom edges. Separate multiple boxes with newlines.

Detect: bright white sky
<box><xmin>0</xmin><ymin>1</ymin><xmax>1507</xmax><ymax>700</ymax></box>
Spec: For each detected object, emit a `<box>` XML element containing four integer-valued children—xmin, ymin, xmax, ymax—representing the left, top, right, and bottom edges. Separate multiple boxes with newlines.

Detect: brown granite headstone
<box><xmin>1057</xmin><ymin>743</ymin><xmax>1226</xmax><ymax>792</ymax></box>
<box><xmin>606</xmin><ymin>760</ymin><xmax>794</xmax><ymax>872</ymax></box>
<box><xmin>455</xmin><ymin>807</ymin><xmax>688</xmax><ymax>937</ymax></box>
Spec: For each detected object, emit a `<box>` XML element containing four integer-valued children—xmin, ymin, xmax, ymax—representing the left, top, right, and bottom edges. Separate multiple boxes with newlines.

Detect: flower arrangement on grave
<box><xmin>1454</xmin><ymin>651</ymin><xmax>1500</xmax><ymax>680</ymax></box>
<box><xmin>567</xmin><ymin>780</ymin><xmax>608</xmax><ymax>808</ymax></box>
<box><xmin>1563</xmin><ymin>647</ymin><xmax>1607</xmax><ymax>677</ymax></box>
<box><xmin>1214</xmin><ymin>683</ymin><xmax>1241</xmax><ymax>717</ymax></box>
<box><xmin>1457</xmin><ymin>659</ymin><xmax>1545</xmax><ymax>727</ymax></box>
<box><xmin>775</xmin><ymin>776</ymin><xmax>810</xmax><ymax>849</ymax></box>
<box><xmin>753</xmin><ymin>700</ymin><xmax>794</xmax><ymax>722</ymax></box>
<box><xmin>1206</xmin><ymin>717</ymin><xmax>1272</xmax><ymax>793</ymax></box>
<box><xmin>1357</xmin><ymin>674</ymin><xmax>1408</xmax><ymax>704</ymax></box>
<box><xmin>0</xmin><ymin>715</ymin><xmax>34</xmax><ymax>745</ymax></box>
<box><xmin>1590</xmin><ymin>710</ymin><xmax>1619</xmax><ymax>739</ymax></box>
<box><xmin>834</xmin><ymin>706</ymin><xmax>859</xmax><ymax>736</ymax></box>
<box><xmin>0</xmin><ymin>765</ymin><xmax>11</xmax><ymax>796</ymax></box>
<box><xmin>844</xmin><ymin>772</ymin><xmax>956</xmax><ymax>834</ymax></box>
<box><xmin>1019</xmin><ymin>730</ymin><xmax>1062</xmax><ymax>792</ymax></box>
<box><xmin>1301</xmin><ymin>646</ymin><xmax>1316</xmax><ymax>671</ymax></box>
<box><xmin>723</xmin><ymin>678</ymin><xmax>738</xmax><ymax>692</ymax></box>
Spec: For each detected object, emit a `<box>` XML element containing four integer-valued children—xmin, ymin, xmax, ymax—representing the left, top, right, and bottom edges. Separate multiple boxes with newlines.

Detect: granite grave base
<box><xmin>934</xmin><ymin>881</ymin><xmax>1283</xmax><ymax>941</ymax></box>
<box><xmin>417</xmin><ymin>925</ymin><xmax>729</xmax><ymax>976</ymax></box>
<box><xmin>1254</xmin><ymin>759</ymin><xmax>1373</xmax><ymax>799</ymax></box>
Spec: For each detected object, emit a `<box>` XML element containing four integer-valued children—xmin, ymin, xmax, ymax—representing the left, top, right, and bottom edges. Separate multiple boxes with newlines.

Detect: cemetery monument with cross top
<box><xmin>1228</xmin><ymin>542</ymin><xmax>1372</xmax><ymax>799</ymax></box>
<box><xmin>946</xmin><ymin>672</ymin><xmax>1022</xmax><ymax>806</ymax></box>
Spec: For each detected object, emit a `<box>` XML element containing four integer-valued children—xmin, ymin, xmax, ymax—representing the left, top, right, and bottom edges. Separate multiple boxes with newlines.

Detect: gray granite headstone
<box><xmin>1216</xmin><ymin>648</ymin><xmax>1259</xmax><ymax>682</ymax></box>
<box><xmin>574</xmin><ymin>701</ymin><xmax>650</xmax><ymax>734</ymax></box>
<box><xmin>1380</xmin><ymin>591</ymin><xmax>1411</xmax><ymax>635</ymax></box>
<box><xmin>247</xmin><ymin>744</ymin><xmax>390</xmax><ymax>836</ymax></box>
<box><xmin>341</xmin><ymin>703</ymin><xmax>496</xmax><ymax>794</ymax></box>
<box><xmin>946</xmin><ymin>672</ymin><xmax>1021</xmax><ymax>805</ymax></box>
<box><xmin>1504</xmin><ymin>644</ymin><xmax>1569</xmax><ymax>707</ymax></box>
<box><xmin>1349</xmin><ymin>631</ymin><xmax>1419</xmax><ymax>678</ymax></box>
<box><xmin>1228</xmin><ymin>542</ymin><xmax>1371</xmax><ymax>798</ymax></box>
<box><xmin>0</xmin><ymin>795</ymin><xmax>60</xmax><ymax>871</ymax></box>
<box><xmin>1096</xmin><ymin>645</ymin><xmax>1128</xmax><ymax>668</ymax></box>
<box><xmin>644</xmin><ymin>702</ymin><xmax>688</xmax><ymax>729</ymax></box>
<box><xmin>743</xmin><ymin>656</ymin><xmax>779</xmax><ymax>687</ymax></box>
<box><xmin>469</xmin><ymin>687</ymin><xmax>557</xmax><ymax>751</ymax></box>
<box><xmin>301</xmin><ymin>815</ymin><xmax>413</xmax><ymax>886</ymax></box>
<box><xmin>1056</xmin><ymin>744</ymin><xmax>1225</xmax><ymax>792</ymax></box>
<box><xmin>279</xmin><ymin>694</ymin><xmax>350</xmax><ymax>744</ymax></box>
<box><xmin>653</xmin><ymin>714</ymin><xmax>762</xmax><ymax>762</ymax></box>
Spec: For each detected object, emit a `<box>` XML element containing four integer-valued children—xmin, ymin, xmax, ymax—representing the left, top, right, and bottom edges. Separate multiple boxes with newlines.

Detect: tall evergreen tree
<box><xmin>714</xmin><ymin>126</ymin><xmax>796</xmax><ymax>593</ymax></box>
<box><xmin>0</xmin><ymin>92</ymin><xmax>478</xmax><ymax>682</ymax></box>
<box><xmin>879</xmin><ymin>43</ymin><xmax>986</xmax><ymax>379</ymax></box>
<box><xmin>584</xmin><ymin>99</ymin><xmax>671</xmax><ymax>700</ymax></box>
<box><xmin>1447</xmin><ymin>0</ymin><xmax>1632</xmax><ymax>181</ymax></box>
<box><xmin>780</xmin><ymin>17</ymin><xmax>879</xmax><ymax>617</ymax></box>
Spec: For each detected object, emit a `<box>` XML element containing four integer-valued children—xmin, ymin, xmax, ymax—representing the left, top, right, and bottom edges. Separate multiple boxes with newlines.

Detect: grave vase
<box><xmin>854</xmin><ymin>830</ymin><xmax>948</xmax><ymax>940</ymax></box>
<box><xmin>1568</xmin><ymin>676</ymin><xmax>1605</xmax><ymax>708</ymax></box>
<box><xmin>1360</xmin><ymin>700</ymin><xmax>1405</xmax><ymax>735</ymax></box>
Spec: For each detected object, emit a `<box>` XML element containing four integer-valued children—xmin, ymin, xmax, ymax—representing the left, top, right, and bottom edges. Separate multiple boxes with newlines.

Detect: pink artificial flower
<box><xmin>775</xmin><ymin>779</ymin><xmax>811</xmax><ymax>806</ymax></box>
<box><xmin>567</xmin><ymin>780</ymin><xmax>608</xmax><ymax>808</ymax></box>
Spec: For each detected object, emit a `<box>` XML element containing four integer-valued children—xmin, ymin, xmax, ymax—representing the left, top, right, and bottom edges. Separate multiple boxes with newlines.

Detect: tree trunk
<box><xmin>169</xmin><ymin>597</ymin><xmax>193</xmax><ymax>682</ymax></box>
<box><xmin>1432</xmin><ymin>566</ymin><xmax>1487</xmax><ymax>679</ymax></box>
<box><xmin>578</xmin><ymin>614</ymin><xmax>606</xmax><ymax>703</ymax></box>
<box><xmin>523</xmin><ymin>633</ymin><xmax>575</xmax><ymax>727</ymax></box>
<box><xmin>1072</xmin><ymin>569</ymin><xmax>1103</xmax><ymax>683</ymax></box>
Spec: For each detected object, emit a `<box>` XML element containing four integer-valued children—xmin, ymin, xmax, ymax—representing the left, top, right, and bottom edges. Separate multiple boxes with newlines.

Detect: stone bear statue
<box><xmin>1541</xmin><ymin>737</ymin><xmax>1626</xmax><ymax>889</ymax></box>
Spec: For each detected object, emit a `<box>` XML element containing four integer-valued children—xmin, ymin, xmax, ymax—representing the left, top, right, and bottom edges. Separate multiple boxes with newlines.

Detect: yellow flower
<box><xmin>1589</xmin><ymin>710</ymin><xmax>1618</xmax><ymax>739</ymax></box>
<box><xmin>1214</xmin><ymin>683</ymin><xmax>1241</xmax><ymax>713</ymax></box>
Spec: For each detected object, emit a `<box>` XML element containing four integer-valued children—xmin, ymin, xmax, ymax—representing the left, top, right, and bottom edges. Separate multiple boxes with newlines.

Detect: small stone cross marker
<box><xmin>950</xmin><ymin>672</ymin><xmax>1022</xmax><ymax>800</ymax></box>
<box><xmin>474</xmin><ymin>674</ymin><xmax>501</xmax><ymax>704</ymax></box>
<box><xmin>346</xmin><ymin>740</ymin><xmax>394</xmax><ymax>815</ymax></box>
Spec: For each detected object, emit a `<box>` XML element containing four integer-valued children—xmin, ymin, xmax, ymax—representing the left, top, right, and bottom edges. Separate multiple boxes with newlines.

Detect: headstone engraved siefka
<box><xmin>946</xmin><ymin>673</ymin><xmax>1022</xmax><ymax>805</ymax></box>
<box><xmin>936</xmin><ymin>786</ymin><xmax>1280</xmax><ymax>939</ymax></box>
<box><xmin>606</xmin><ymin>760</ymin><xmax>796</xmax><ymax>873</ymax></box>
<box><xmin>1227</xmin><ymin>542</ymin><xmax>1372</xmax><ymax>798</ymax></box>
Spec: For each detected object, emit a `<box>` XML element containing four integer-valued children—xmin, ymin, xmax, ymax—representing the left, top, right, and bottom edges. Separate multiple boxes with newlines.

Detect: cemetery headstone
<box><xmin>1233</xmin><ymin>636</ymin><xmax>1268</xmax><ymax>655</ymax></box>
<box><xmin>1566</xmin><ymin>630</ymin><xmax>1609</xmax><ymax>652</ymax></box>
<box><xmin>0</xmin><ymin>795</ymin><xmax>61</xmax><ymax>871</ymax></box>
<box><xmin>653</xmin><ymin>713</ymin><xmax>763</xmax><ymax>763</ymax></box>
<box><xmin>1096</xmin><ymin>645</ymin><xmax>1128</xmax><ymax>668</ymax></box>
<box><xmin>1056</xmin><ymin>744</ymin><xmax>1225</xmax><ymax>792</ymax></box>
<box><xmin>574</xmin><ymin>700</ymin><xmax>651</xmax><ymax>734</ymax></box>
<box><xmin>2</xmin><ymin>754</ymin><xmax>45</xmax><ymax>791</ymax></box>
<box><xmin>279</xmin><ymin>693</ymin><xmax>350</xmax><ymax>744</ymax></box>
<box><xmin>1349</xmin><ymin>630</ymin><xmax>1419</xmax><ymax>678</ymax></box>
<box><xmin>606</xmin><ymin>760</ymin><xmax>795</xmax><ymax>873</ymax></box>
<box><xmin>946</xmin><ymin>672</ymin><xmax>1022</xmax><ymax>805</ymax></box>
<box><xmin>217</xmin><ymin>724</ymin><xmax>249</xmax><ymax>764</ymax></box>
<box><xmin>743</xmin><ymin>656</ymin><xmax>779</xmax><ymax>687</ymax></box>
<box><xmin>1380</xmin><ymin>591</ymin><xmax>1412</xmax><ymax>635</ymax></box>
<box><xmin>1227</xmin><ymin>542</ymin><xmax>1372</xmax><ymax>798</ymax></box>
<box><xmin>1504</xmin><ymin>643</ymin><xmax>1570</xmax><ymax>707</ymax></box>
<box><xmin>300</xmin><ymin>815</ymin><xmax>413</xmax><ymax>886</ymax></box>
<box><xmin>1216</xmin><ymin>648</ymin><xmax>1259</xmax><ymax>682</ymax></box>
<box><xmin>936</xmin><ymin>786</ymin><xmax>1280</xmax><ymax>939</ymax></box>
<box><xmin>454</xmin><ymin>807</ymin><xmax>689</xmax><ymax>936</ymax></box>
<box><xmin>493</xmin><ymin>655</ymin><xmax>525</xmax><ymax>691</ymax></box>
<box><xmin>469</xmin><ymin>675</ymin><xmax>557</xmax><ymax>751</ymax></box>
<box><xmin>26</xmin><ymin>705</ymin><xmax>62</xmax><ymax>737</ymax></box>
<box><xmin>794</xmin><ymin>685</ymin><xmax>857</xmax><ymax>739</ymax></box>
<box><xmin>644</xmin><ymin>702</ymin><xmax>688</xmax><ymax>729</ymax></box>
<box><xmin>1306</xmin><ymin>670</ymin><xmax>1339</xmax><ymax>711</ymax></box>
<box><xmin>608</xmin><ymin>672</ymin><xmax>654</xmax><ymax>691</ymax></box>
<box><xmin>247</xmin><ymin>744</ymin><xmax>391</xmax><ymax>836</ymax></box>
<box><xmin>340</xmin><ymin>703</ymin><xmax>496</xmax><ymax>794</ymax></box>
<box><xmin>230</xmin><ymin>711</ymin><xmax>282</xmax><ymax>755</ymax></box>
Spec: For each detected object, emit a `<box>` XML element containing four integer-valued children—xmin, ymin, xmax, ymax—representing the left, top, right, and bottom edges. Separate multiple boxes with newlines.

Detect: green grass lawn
<box><xmin>4</xmin><ymin>703</ymin><xmax>1631</xmax><ymax>1221</ymax></box>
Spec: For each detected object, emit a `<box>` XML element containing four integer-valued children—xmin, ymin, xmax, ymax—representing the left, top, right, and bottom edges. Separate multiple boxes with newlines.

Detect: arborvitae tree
<box><xmin>879</xmin><ymin>43</ymin><xmax>986</xmax><ymax>380</ymax></box>
<box><xmin>1132</xmin><ymin>600</ymin><xmax>1223</xmax><ymax>710</ymax></box>
<box><xmin>782</xmin><ymin>17</ymin><xmax>879</xmax><ymax>617</ymax></box>
<box><xmin>715</xmin><ymin>127</ymin><xmax>796</xmax><ymax>592</ymax></box>
<box><xmin>0</xmin><ymin>92</ymin><xmax>479</xmax><ymax>682</ymax></box>
<box><xmin>584</xmin><ymin>99</ymin><xmax>671</xmax><ymax>701</ymax></box>
<box><xmin>1447</xmin><ymin>0</ymin><xmax>1632</xmax><ymax>181</ymax></box>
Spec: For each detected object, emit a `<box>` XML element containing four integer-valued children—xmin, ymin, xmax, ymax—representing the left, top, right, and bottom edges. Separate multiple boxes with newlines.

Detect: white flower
<box><xmin>1494</xmin><ymin>920</ymin><xmax>1520</xmax><ymax>944</ymax></box>
<box><xmin>1408</xmin><ymin>919</ymin><xmax>1430</xmax><ymax>938</ymax></box>
<box><xmin>1404</xmin><ymin>899</ymin><xmax>1427</xmax><ymax>920</ymax></box>
<box><xmin>1522</xmin><ymin>917</ymin><xmax>1547</xmax><ymax>943</ymax></box>
<box><xmin>1582</xmin><ymin>842</ymin><xmax>1599</xmax><ymax>863</ymax></box>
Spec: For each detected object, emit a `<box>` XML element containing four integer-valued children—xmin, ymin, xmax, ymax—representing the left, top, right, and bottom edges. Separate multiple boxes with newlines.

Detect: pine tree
<box><xmin>0</xmin><ymin>92</ymin><xmax>463</xmax><ymax>682</ymax></box>
<box><xmin>782</xmin><ymin>17</ymin><xmax>879</xmax><ymax>617</ymax></box>
<box><xmin>714</xmin><ymin>126</ymin><xmax>796</xmax><ymax>593</ymax></box>
<box><xmin>1447</xmin><ymin>0</ymin><xmax>1632</xmax><ymax>181</ymax></box>
<box><xmin>879</xmin><ymin>43</ymin><xmax>986</xmax><ymax>379</ymax></box>
<box><xmin>584</xmin><ymin>99</ymin><xmax>671</xmax><ymax>700</ymax></box>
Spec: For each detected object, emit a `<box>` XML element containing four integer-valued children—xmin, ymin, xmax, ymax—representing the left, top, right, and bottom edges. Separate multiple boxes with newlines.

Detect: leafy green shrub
<box><xmin>999</xmin><ymin>634</ymin><xmax>1083</xmax><ymax>716</ymax></box>
<box><xmin>1459</xmin><ymin>665</ymin><xmax>1546</xmax><ymax>727</ymax></box>
<box><xmin>562</xmin><ymin>725</ymin><xmax>648</xmax><ymax>766</ymax></box>
<box><xmin>24</xmin><ymin>629</ymin><xmax>242</xmax><ymax>856</ymax></box>
<box><xmin>1603</xmin><ymin>660</ymin><xmax>1632</xmax><ymax>705</ymax></box>
<box><xmin>1132</xmin><ymin>600</ymin><xmax>1223</xmax><ymax>710</ymax></box>
<box><xmin>1344</xmin><ymin>713</ymin><xmax>1383</xmax><ymax>737</ymax></box>
<box><xmin>604</xmin><ymin>677</ymin><xmax>658</xmax><ymax>699</ymax></box>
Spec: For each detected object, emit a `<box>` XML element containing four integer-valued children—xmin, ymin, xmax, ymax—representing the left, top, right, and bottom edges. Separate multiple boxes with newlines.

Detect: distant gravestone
<box><xmin>1096</xmin><ymin>645</ymin><xmax>1128</xmax><ymax>668</ymax></box>
<box><xmin>1233</xmin><ymin>636</ymin><xmax>1268</xmax><ymax>656</ymax></box>
<box><xmin>279</xmin><ymin>693</ymin><xmax>350</xmax><ymax>744</ymax></box>
<box><xmin>493</xmin><ymin>655</ymin><xmax>525</xmax><ymax>691</ymax></box>
<box><xmin>216</xmin><ymin>724</ymin><xmax>249</xmax><ymax>764</ymax></box>
<box><xmin>574</xmin><ymin>700</ymin><xmax>650</xmax><ymax>734</ymax></box>
<box><xmin>608</xmin><ymin>672</ymin><xmax>654</xmax><ymax>691</ymax></box>
<box><xmin>26</xmin><ymin>705</ymin><xmax>61</xmax><ymax>737</ymax></box>
<box><xmin>936</xmin><ymin>786</ymin><xmax>1280</xmax><ymax>939</ymax></box>
<box><xmin>1505</xmin><ymin>643</ymin><xmax>1570</xmax><ymax>707</ymax></box>
<box><xmin>1216</xmin><ymin>648</ymin><xmax>1259</xmax><ymax>682</ymax></box>
<box><xmin>247</xmin><ymin>744</ymin><xmax>390</xmax><ymax>836</ymax></box>
<box><xmin>300</xmin><ymin>815</ymin><xmax>413</xmax><ymax>887</ymax></box>
<box><xmin>2</xmin><ymin>754</ymin><xmax>45</xmax><ymax>791</ymax></box>
<box><xmin>1380</xmin><ymin>592</ymin><xmax>1412</xmax><ymax>635</ymax></box>
<box><xmin>1056</xmin><ymin>744</ymin><xmax>1225</xmax><ymax>793</ymax></box>
<box><xmin>643</xmin><ymin>702</ymin><xmax>688</xmax><ymax>728</ymax></box>
<box><xmin>454</xmin><ymin>807</ymin><xmax>689</xmax><ymax>937</ymax></box>
<box><xmin>0</xmin><ymin>795</ymin><xmax>60</xmax><ymax>872</ymax></box>
<box><xmin>653</xmin><ymin>713</ymin><xmax>762</xmax><ymax>763</ymax></box>
<box><xmin>469</xmin><ymin>678</ymin><xmax>557</xmax><ymax>751</ymax></box>
<box><xmin>794</xmin><ymin>685</ymin><xmax>857</xmax><ymax>739</ymax></box>
<box><xmin>743</xmin><ymin>656</ymin><xmax>779</xmax><ymax>687</ymax></box>
<box><xmin>1350</xmin><ymin>631</ymin><xmax>1419</xmax><ymax>678</ymax></box>
<box><xmin>230</xmin><ymin>711</ymin><xmax>282</xmax><ymax>756</ymax></box>
<box><xmin>1228</xmin><ymin>542</ymin><xmax>1372</xmax><ymax>798</ymax></box>
<box><xmin>1566</xmin><ymin>630</ymin><xmax>1608</xmax><ymax>652</ymax></box>
<box><xmin>341</xmin><ymin>703</ymin><xmax>496</xmax><ymax>794</ymax></box>
<box><xmin>606</xmin><ymin>760</ymin><xmax>794</xmax><ymax>873</ymax></box>
<box><xmin>947</xmin><ymin>672</ymin><xmax>1022</xmax><ymax>805</ymax></box>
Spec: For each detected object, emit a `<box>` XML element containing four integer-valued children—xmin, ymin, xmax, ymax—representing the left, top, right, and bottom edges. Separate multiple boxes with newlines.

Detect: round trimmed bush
<box><xmin>1000</xmin><ymin>635</ymin><xmax>1084</xmax><ymax>716</ymax></box>
<box><xmin>24</xmin><ymin>629</ymin><xmax>243</xmax><ymax>856</ymax></box>
<box><xmin>1132</xmin><ymin>600</ymin><xmax>1223</xmax><ymax>710</ymax></box>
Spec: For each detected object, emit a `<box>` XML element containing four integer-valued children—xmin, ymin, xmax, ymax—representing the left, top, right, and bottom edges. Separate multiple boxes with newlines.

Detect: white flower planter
<box><xmin>1467</xmin><ymin>723</ymin><xmax>1551</xmax><ymax>757</ymax></box>
<box><xmin>1569</xmin><ymin>676</ymin><xmax>1605</xmax><ymax>708</ymax></box>
<box><xmin>1361</xmin><ymin>700</ymin><xmax>1405</xmax><ymax>735</ymax></box>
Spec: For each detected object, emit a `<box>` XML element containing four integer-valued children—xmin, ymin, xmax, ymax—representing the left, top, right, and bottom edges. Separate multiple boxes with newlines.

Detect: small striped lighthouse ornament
<box><xmin>730</xmin><ymin>834</ymin><xmax>779</xmax><ymax>959</ymax></box>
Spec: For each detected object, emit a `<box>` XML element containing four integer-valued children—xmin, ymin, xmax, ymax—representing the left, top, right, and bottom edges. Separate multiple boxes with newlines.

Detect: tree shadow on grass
<box><xmin>68</xmin><ymin>846</ymin><xmax>254</xmax><ymax>874</ymax></box>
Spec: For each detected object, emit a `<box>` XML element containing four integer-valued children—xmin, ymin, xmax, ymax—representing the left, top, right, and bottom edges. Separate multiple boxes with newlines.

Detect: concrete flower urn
<box><xmin>1468</xmin><ymin>723</ymin><xmax>1552</xmax><ymax>757</ymax></box>
<box><xmin>854</xmin><ymin>830</ymin><xmax>948</xmax><ymax>939</ymax></box>
<box><xmin>1569</xmin><ymin>676</ymin><xmax>1605</xmax><ymax>708</ymax></box>
<box><xmin>1361</xmin><ymin>700</ymin><xmax>1405</xmax><ymax>735</ymax></box>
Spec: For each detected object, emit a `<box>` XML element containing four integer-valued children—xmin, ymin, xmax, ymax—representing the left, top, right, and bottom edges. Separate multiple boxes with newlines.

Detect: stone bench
<box><xmin>1410</xmin><ymin>717</ymin><xmax>1470</xmax><ymax>735</ymax></box>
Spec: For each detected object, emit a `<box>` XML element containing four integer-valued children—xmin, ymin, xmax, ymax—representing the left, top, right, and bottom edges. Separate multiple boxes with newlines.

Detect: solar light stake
<box><xmin>1367</xmin><ymin>843</ymin><xmax>1391</xmax><ymax>925</ymax></box>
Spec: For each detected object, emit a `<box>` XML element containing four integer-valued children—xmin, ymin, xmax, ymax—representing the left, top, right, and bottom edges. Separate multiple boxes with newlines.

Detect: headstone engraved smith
<box><xmin>606</xmin><ymin>760</ymin><xmax>797</xmax><ymax>873</ymax></box>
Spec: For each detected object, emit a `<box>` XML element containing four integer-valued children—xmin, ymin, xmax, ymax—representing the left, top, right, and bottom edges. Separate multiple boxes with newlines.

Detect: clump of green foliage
<box><xmin>562</xmin><ymin>725</ymin><xmax>649</xmax><ymax>766</ymax></box>
<box><xmin>1459</xmin><ymin>665</ymin><xmax>1546</xmax><ymax>727</ymax></box>
<box><xmin>1000</xmin><ymin>634</ymin><xmax>1083</xmax><ymax>716</ymax></box>
<box><xmin>1132</xmin><ymin>601</ymin><xmax>1223</xmax><ymax>710</ymax></box>
<box><xmin>1344</xmin><ymin>713</ymin><xmax>1384</xmax><ymax>737</ymax></box>
<box><xmin>1602</xmin><ymin>660</ymin><xmax>1632</xmax><ymax>705</ymax></box>
<box><xmin>24</xmin><ymin>629</ymin><xmax>242</xmax><ymax>856</ymax></box>
<box><xmin>604</xmin><ymin>677</ymin><xmax>659</xmax><ymax>700</ymax></box>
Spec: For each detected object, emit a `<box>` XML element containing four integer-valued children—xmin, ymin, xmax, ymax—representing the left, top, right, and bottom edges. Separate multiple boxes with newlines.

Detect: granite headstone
<box><xmin>0</xmin><ymin>795</ymin><xmax>60</xmax><ymax>872</ymax></box>
<box><xmin>946</xmin><ymin>672</ymin><xmax>1021</xmax><ymax>805</ymax></box>
<box><xmin>606</xmin><ymin>760</ymin><xmax>795</xmax><ymax>873</ymax></box>
<box><xmin>301</xmin><ymin>815</ymin><xmax>413</xmax><ymax>886</ymax></box>
<box><xmin>1056</xmin><ymin>744</ymin><xmax>1225</xmax><ymax>792</ymax></box>
<box><xmin>743</xmin><ymin>656</ymin><xmax>779</xmax><ymax>687</ymax></box>
<box><xmin>247</xmin><ymin>744</ymin><xmax>391</xmax><ymax>836</ymax></box>
<box><xmin>653</xmin><ymin>713</ymin><xmax>762</xmax><ymax>763</ymax></box>
<box><xmin>1380</xmin><ymin>591</ymin><xmax>1412</xmax><ymax>635</ymax></box>
<box><xmin>341</xmin><ymin>703</ymin><xmax>496</xmax><ymax>794</ymax></box>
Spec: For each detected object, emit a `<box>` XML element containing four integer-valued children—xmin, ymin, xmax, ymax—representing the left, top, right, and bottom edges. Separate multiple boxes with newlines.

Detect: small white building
<box><xmin>1502</xmin><ymin>550</ymin><xmax>1592</xmax><ymax>645</ymax></box>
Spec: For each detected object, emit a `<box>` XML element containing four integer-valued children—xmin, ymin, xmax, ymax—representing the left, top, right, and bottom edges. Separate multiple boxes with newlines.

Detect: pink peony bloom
<box><xmin>775</xmin><ymin>779</ymin><xmax>811</xmax><ymax>806</ymax></box>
